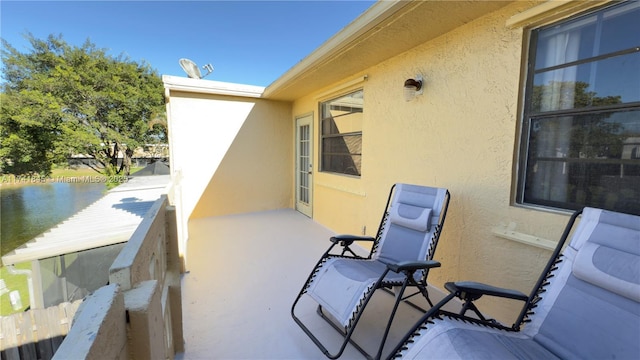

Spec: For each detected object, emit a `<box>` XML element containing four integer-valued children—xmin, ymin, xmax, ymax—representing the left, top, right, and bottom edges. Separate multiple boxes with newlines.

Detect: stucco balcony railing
<box><xmin>52</xmin><ymin>195</ymin><xmax>183</xmax><ymax>359</ymax></box>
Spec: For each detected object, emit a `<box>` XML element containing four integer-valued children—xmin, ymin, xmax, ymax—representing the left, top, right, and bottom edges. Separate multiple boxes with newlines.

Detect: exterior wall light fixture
<box><xmin>403</xmin><ymin>75</ymin><xmax>423</xmax><ymax>102</ymax></box>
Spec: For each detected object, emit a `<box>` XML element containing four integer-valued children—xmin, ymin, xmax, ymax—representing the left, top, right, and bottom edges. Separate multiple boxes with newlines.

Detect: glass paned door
<box><xmin>296</xmin><ymin>115</ymin><xmax>313</xmax><ymax>217</ymax></box>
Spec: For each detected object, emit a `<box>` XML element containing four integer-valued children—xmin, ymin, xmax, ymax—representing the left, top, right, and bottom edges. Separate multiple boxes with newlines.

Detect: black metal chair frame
<box><xmin>291</xmin><ymin>184</ymin><xmax>450</xmax><ymax>360</ymax></box>
<box><xmin>387</xmin><ymin>209</ymin><xmax>584</xmax><ymax>359</ymax></box>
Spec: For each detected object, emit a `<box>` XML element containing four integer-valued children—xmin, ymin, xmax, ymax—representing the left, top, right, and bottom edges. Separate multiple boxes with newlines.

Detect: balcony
<box><xmin>52</xmin><ymin>205</ymin><xmax>454</xmax><ymax>359</ymax></box>
<box><xmin>177</xmin><ymin>209</ymin><xmax>454</xmax><ymax>359</ymax></box>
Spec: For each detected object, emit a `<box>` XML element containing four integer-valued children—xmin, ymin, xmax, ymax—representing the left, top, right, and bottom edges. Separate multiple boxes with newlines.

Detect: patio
<box><xmin>177</xmin><ymin>209</ymin><xmax>453</xmax><ymax>359</ymax></box>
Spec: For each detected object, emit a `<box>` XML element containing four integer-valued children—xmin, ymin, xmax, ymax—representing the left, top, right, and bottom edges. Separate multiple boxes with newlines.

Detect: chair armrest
<box><xmin>387</xmin><ymin>260</ymin><xmax>441</xmax><ymax>273</ymax></box>
<box><xmin>330</xmin><ymin>234</ymin><xmax>376</xmax><ymax>246</ymax></box>
<box><xmin>326</xmin><ymin>234</ymin><xmax>376</xmax><ymax>258</ymax></box>
<box><xmin>445</xmin><ymin>281</ymin><xmax>528</xmax><ymax>301</ymax></box>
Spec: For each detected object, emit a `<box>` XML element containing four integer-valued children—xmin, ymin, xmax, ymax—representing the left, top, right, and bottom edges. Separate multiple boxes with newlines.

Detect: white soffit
<box><xmin>1</xmin><ymin>175</ymin><xmax>170</xmax><ymax>265</ymax></box>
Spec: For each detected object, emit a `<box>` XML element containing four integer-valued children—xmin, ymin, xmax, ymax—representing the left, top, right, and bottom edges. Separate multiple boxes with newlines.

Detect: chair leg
<box><xmin>316</xmin><ymin>306</ymin><xmax>373</xmax><ymax>359</ymax></box>
<box><xmin>382</xmin><ymin>278</ymin><xmax>432</xmax><ymax>312</ymax></box>
<box><xmin>416</xmin><ymin>280</ymin><xmax>434</xmax><ymax>307</ymax></box>
<box><xmin>292</xmin><ymin>271</ymin><xmax>424</xmax><ymax>359</ymax></box>
<box><xmin>292</xmin><ymin>291</ymin><xmax>365</xmax><ymax>359</ymax></box>
<box><xmin>374</xmin><ymin>279</ymin><xmax>410</xmax><ymax>360</ymax></box>
<box><xmin>460</xmin><ymin>299</ymin><xmax>495</xmax><ymax>323</ymax></box>
<box><xmin>294</xmin><ymin>272</ymin><xmax>400</xmax><ymax>359</ymax></box>
<box><xmin>385</xmin><ymin>292</ymin><xmax>458</xmax><ymax>360</ymax></box>
<box><xmin>292</xmin><ymin>300</ymin><xmax>341</xmax><ymax>359</ymax></box>
<box><xmin>315</xmin><ymin>285</ymin><xmax>409</xmax><ymax>360</ymax></box>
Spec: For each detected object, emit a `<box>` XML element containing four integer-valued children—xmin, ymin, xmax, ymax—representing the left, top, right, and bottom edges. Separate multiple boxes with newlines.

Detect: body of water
<box><xmin>1</xmin><ymin>183</ymin><xmax>106</xmax><ymax>257</ymax></box>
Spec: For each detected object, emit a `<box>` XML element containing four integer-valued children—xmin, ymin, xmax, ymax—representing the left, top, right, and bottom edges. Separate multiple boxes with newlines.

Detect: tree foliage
<box><xmin>531</xmin><ymin>80</ymin><xmax>624</xmax><ymax>158</ymax></box>
<box><xmin>1</xmin><ymin>34</ymin><xmax>165</xmax><ymax>176</ymax></box>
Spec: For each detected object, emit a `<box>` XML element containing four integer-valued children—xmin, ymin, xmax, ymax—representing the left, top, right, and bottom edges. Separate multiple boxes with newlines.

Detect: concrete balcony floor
<box><xmin>176</xmin><ymin>209</ymin><xmax>450</xmax><ymax>360</ymax></box>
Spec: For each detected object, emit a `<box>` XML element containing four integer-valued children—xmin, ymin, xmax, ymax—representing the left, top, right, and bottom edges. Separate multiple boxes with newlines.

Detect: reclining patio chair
<box><xmin>292</xmin><ymin>183</ymin><xmax>450</xmax><ymax>359</ymax></box>
<box><xmin>390</xmin><ymin>207</ymin><xmax>640</xmax><ymax>359</ymax></box>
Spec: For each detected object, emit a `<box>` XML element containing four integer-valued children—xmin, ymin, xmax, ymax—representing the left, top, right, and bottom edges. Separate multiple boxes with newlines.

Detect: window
<box><xmin>320</xmin><ymin>89</ymin><xmax>363</xmax><ymax>176</ymax></box>
<box><xmin>517</xmin><ymin>1</ymin><xmax>640</xmax><ymax>215</ymax></box>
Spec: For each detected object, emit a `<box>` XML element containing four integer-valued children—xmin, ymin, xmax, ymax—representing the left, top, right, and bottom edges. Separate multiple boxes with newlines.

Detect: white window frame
<box><xmin>319</xmin><ymin>89</ymin><xmax>364</xmax><ymax>177</ymax></box>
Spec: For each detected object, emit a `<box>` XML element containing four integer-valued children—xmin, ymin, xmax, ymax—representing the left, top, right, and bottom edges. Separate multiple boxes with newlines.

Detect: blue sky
<box><xmin>1</xmin><ymin>1</ymin><xmax>375</xmax><ymax>86</ymax></box>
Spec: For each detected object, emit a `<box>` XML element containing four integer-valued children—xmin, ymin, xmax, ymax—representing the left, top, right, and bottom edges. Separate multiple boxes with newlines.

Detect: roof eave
<box><xmin>162</xmin><ymin>75</ymin><xmax>265</xmax><ymax>98</ymax></box>
<box><xmin>263</xmin><ymin>0</ymin><xmax>411</xmax><ymax>101</ymax></box>
<box><xmin>263</xmin><ymin>0</ymin><xmax>514</xmax><ymax>102</ymax></box>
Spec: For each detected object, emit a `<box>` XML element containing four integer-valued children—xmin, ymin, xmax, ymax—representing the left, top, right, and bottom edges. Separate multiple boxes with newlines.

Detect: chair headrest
<box><xmin>571</xmin><ymin>208</ymin><xmax>640</xmax><ymax>302</ymax></box>
<box><xmin>573</xmin><ymin>242</ymin><xmax>640</xmax><ymax>302</ymax></box>
<box><xmin>389</xmin><ymin>204</ymin><xmax>432</xmax><ymax>232</ymax></box>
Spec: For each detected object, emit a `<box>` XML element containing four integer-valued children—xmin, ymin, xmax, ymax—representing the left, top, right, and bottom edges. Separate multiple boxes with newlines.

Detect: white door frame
<box><xmin>295</xmin><ymin>114</ymin><xmax>313</xmax><ymax>217</ymax></box>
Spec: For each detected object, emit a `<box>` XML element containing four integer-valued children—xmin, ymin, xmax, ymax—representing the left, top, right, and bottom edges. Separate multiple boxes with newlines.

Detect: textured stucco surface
<box><xmin>167</xmin><ymin>92</ymin><xmax>292</xmax><ymax>220</ymax></box>
<box><xmin>190</xmin><ymin>97</ymin><xmax>293</xmax><ymax>218</ymax></box>
<box><xmin>166</xmin><ymin>91</ymin><xmax>293</xmax><ymax>267</ymax></box>
<box><xmin>53</xmin><ymin>285</ymin><xmax>127</xmax><ymax>360</ymax></box>
<box><xmin>290</xmin><ymin>1</ymin><xmax>572</xmax><ymax>322</ymax></box>
<box><xmin>167</xmin><ymin>1</ymin><xmax>601</xmax><ymax>323</ymax></box>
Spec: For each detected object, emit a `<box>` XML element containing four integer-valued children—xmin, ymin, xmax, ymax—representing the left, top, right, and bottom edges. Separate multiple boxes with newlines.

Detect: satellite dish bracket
<box><xmin>179</xmin><ymin>58</ymin><xmax>214</xmax><ymax>79</ymax></box>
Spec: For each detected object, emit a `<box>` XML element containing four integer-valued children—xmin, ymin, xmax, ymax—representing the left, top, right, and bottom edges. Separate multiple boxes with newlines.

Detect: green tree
<box><xmin>530</xmin><ymin>81</ymin><xmax>623</xmax><ymax>158</ymax></box>
<box><xmin>1</xmin><ymin>34</ymin><xmax>165</xmax><ymax>176</ymax></box>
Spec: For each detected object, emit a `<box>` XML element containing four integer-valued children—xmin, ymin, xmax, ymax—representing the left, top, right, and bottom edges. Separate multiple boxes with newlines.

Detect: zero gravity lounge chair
<box><xmin>390</xmin><ymin>207</ymin><xmax>640</xmax><ymax>359</ymax></box>
<box><xmin>291</xmin><ymin>183</ymin><xmax>450</xmax><ymax>359</ymax></box>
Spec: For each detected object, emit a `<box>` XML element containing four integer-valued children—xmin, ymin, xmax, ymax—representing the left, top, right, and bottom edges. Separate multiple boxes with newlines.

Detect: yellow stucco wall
<box><xmin>291</xmin><ymin>1</ymin><xmax>578</xmax><ymax>322</ymax></box>
<box><xmin>165</xmin><ymin>89</ymin><xmax>292</xmax><ymax>264</ymax></box>
<box><xmin>166</xmin><ymin>1</ymin><xmax>610</xmax><ymax>322</ymax></box>
<box><xmin>168</xmin><ymin>92</ymin><xmax>264</xmax><ymax>221</ymax></box>
<box><xmin>190</xmin><ymin>97</ymin><xmax>293</xmax><ymax>218</ymax></box>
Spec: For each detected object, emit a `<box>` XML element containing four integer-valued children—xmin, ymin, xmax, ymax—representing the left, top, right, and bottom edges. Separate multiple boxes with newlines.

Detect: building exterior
<box><xmin>163</xmin><ymin>0</ymin><xmax>639</xmax><ymax>322</ymax></box>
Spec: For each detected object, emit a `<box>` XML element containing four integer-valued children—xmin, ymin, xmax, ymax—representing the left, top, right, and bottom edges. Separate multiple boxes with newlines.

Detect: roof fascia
<box><xmin>162</xmin><ymin>75</ymin><xmax>265</xmax><ymax>98</ymax></box>
<box><xmin>262</xmin><ymin>0</ymin><xmax>410</xmax><ymax>99</ymax></box>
